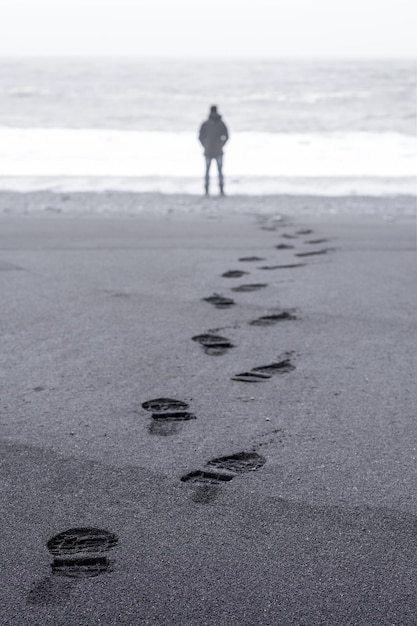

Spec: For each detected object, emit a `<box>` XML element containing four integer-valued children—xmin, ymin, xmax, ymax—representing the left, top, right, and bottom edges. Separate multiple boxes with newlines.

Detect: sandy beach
<box><xmin>1</xmin><ymin>191</ymin><xmax>416</xmax><ymax>625</ymax></box>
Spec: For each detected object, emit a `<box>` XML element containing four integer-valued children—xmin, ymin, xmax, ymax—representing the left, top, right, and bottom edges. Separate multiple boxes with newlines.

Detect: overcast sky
<box><xmin>1</xmin><ymin>0</ymin><xmax>415</xmax><ymax>58</ymax></box>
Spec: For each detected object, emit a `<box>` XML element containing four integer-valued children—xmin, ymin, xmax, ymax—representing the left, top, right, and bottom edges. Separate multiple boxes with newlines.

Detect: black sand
<box><xmin>1</xmin><ymin>192</ymin><xmax>416</xmax><ymax>625</ymax></box>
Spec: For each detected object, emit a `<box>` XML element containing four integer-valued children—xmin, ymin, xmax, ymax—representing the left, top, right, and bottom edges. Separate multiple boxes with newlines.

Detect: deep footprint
<box><xmin>231</xmin><ymin>283</ymin><xmax>268</xmax><ymax>292</ymax></box>
<box><xmin>181</xmin><ymin>452</ymin><xmax>266</xmax><ymax>503</ymax></box>
<box><xmin>306</xmin><ymin>238</ymin><xmax>328</xmax><ymax>244</ymax></box>
<box><xmin>202</xmin><ymin>293</ymin><xmax>235</xmax><ymax>309</ymax></box>
<box><xmin>222</xmin><ymin>270</ymin><xmax>249</xmax><ymax>278</ymax></box>
<box><xmin>252</xmin><ymin>359</ymin><xmax>295</xmax><ymax>374</ymax></box>
<box><xmin>296</xmin><ymin>249</ymin><xmax>329</xmax><ymax>257</ymax></box>
<box><xmin>250</xmin><ymin>310</ymin><xmax>297</xmax><ymax>325</ymax></box>
<box><xmin>275</xmin><ymin>243</ymin><xmax>294</xmax><ymax>250</ymax></box>
<box><xmin>238</xmin><ymin>256</ymin><xmax>265</xmax><ymax>262</ymax></box>
<box><xmin>207</xmin><ymin>451</ymin><xmax>266</xmax><ymax>473</ymax></box>
<box><xmin>47</xmin><ymin>528</ymin><xmax>118</xmax><ymax>555</ymax></box>
<box><xmin>142</xmin><ymin>398</ymin><xmax>196</xmax><ymax>424</ymax></box>
<box><xmin>192</xmin><ymin>333</ymin><xmax>234</xmax><ymax>356</ymax></box>
<box><xmin>232</xmin><ymin>354</ymin><xmax>295</xmax><ymax>381</ymax></box>
<box><xmin>142</xmin><ymin>399</ymin><xmax>195</xmax><ymax>438</ymax></box>
<box><xmin>258</xmin><ymin>263</ymin><xmax>306</xmax><ymax>270</ymax></box>
<box><xmin>47</xmin><ymin>527</ymin><xmax>118</xmax><ymax>580</ymax></box>
<box><xmin>142</xmin><ymin>398</ymin><xmax>190</xmax><ymax>413</ymax></box>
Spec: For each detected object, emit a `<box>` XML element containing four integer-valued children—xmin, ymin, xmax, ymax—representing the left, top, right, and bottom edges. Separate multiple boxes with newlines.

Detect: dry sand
<box><xmin>0</xmin><ymin>192</ymin><xmax>416</xmax><ymax>625</ymax></box>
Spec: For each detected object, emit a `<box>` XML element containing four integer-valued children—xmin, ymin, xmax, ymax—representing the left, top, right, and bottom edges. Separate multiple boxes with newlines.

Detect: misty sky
<box><xmin>1</xmin><ymin>0</ymin><xmax>415</xmax><ymax>58</ymax></box>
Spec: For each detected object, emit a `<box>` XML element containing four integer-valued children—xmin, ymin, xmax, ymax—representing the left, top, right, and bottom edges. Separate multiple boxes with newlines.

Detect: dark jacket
<box><xmin>199</xmin><ymin>113</ymin><xmax>229</xmax><ymax>158</ymax></box>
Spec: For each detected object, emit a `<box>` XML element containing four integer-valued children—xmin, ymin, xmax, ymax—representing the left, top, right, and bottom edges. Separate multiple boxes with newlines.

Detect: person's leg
<box><xmin>205</xmin><ymin>157</ymin><xmax>212</xmax><ymax>194</ymax></box>
<box><xmin>216</xmin><ymin>156</ymin><xmax>224</xmax><ymax>194</ymax></box>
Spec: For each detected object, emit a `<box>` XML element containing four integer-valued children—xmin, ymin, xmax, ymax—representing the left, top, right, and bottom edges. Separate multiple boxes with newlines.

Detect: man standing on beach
<box><xmin>199</xmin><ymin>105</ymin><xmax>229</xmax><ymax>196</ymax></box>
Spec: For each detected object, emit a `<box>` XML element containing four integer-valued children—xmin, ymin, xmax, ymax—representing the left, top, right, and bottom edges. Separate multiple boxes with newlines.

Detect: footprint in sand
<box><xmin>142</xmin><ymin>398</ymin><xmax>196</xmax><ymax>436</ymax></box>
<box><xmin>181</xmin><ymin>451</ymin><xmax>266</xmax><ymax>503</ymax></box>
<box><xmin>232</xmin><ymin>353</ymin><xmax>295</xmax><ymax>382</ymax></box>
<box><xmin>281</xmin><ymin>233</ymin><xmax>299</xmax><ymax>239</ymax></box>
<box><xmin>222</xmin><ymin>270</ymin><xmax>249</xmax><ymax>278</ymax></box>
<box><xmin>109</xmin><ymin>291</ymin><xmax>130</xmax><ymax>298</ymax></box>
<box><xmin>258</xmin><ymin>263</ymin><xmax>306</xmax><ymax>270</ymax></box>
<box><xmin>27</xmin><ymin>527</ymin><xmax>120</xmax><ymax>605</ymax></box>
<box><xmin>192</xmin><ymin>333</ymin><xmax>234</xmax><ymax>356</ymax></box>
<box><xmin>238</xmin><ymin>256</ymin><xmax>265</xmax><ymax>262</ymax></box>
<box><xmin>231</xmin><ymin>283</ymin><xmax>268</xmax><ymax>293</ymax></box>
<box><xmin>275</xmin><ymin>243</ymin><xmax>295</xmax><ymax>250</ymax></box>
<box><xmin>306</xmin><ymin>238</ymin><xmax>328</xmax><ymax>244</ymax></box>
<box><xmin>296</xmin><ymin>249</ymin><xmax>329</xmax><ymax>257</ymax></box>
<box><xmin>202</xmin><ymin>293</ymin><xmax>235</xmax><ymax>309</ymax></box>
<box><xmin>249</xmin><ymin>310</ymin><xmax>297</xmax><ymax>325</ymax></box>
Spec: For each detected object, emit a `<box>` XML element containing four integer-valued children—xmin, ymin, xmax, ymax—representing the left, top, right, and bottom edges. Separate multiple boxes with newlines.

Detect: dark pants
<box><xmin>205</xmin><ymin>156</ymin><xmax>224</xmax><ymax>189</ymax></box>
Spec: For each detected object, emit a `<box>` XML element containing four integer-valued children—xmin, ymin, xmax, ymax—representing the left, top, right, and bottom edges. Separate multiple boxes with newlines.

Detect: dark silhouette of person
<box><xmin>199</xmin><ymin>105</ymin><xmax>229</xmax><ymax>196</ymax></box>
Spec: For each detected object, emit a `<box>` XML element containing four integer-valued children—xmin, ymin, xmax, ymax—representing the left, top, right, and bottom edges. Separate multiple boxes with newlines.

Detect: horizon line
<box><xmin>0</xmin><ymin>54</ymin><xmax>415</xmax><ymax>62</ymax></box>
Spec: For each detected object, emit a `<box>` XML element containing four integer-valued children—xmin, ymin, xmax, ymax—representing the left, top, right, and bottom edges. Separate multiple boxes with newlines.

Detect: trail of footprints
<box><xmin>172</xmin><ymin>222</ymin><xmax>331</xmax><ymax>500</ymax></box>
<box><xmin>181</xmin><ymin>221</ymin><xmax>332</xmax><ymax>497</ymax></box>
<box><xmin>29</xmin><ymin>221</ymin><xmax>332</xmax><ymax>601</ymax></box>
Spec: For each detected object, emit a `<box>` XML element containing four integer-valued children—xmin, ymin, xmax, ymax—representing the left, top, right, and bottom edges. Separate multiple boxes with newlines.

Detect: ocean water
<box><xmin>0</xmin><ymin>58</ymin><xmax>415</xmax><ymax>196</ymax></box>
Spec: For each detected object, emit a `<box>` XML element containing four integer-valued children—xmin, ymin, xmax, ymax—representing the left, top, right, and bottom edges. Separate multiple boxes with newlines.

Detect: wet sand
<box><xmin>1</xmin><ymin>192</ymin><xmax>416</xmax><ymax>625</ymax></box>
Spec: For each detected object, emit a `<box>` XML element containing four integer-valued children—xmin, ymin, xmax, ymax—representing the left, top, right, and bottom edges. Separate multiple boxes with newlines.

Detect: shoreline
<box><xmin>0</xmin><ymin>189</ymin><xmax>415</xmax><ymax>218</ymax></box>
<box><xmin>0</xmin><ymin>174</ymin><xmax>415</xmax><ymax>198</ymax></box>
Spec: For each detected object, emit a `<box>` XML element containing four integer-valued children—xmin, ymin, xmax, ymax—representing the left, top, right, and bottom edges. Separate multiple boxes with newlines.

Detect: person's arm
<box><xmin>221</xmin><ymin>122</ymin><xmax>229</xmax><ymax>145</ymax></box>
<box><xmin>199</xmin><ymin>123</ymin><xmax>206</xmax><ymax>146</ymax></box>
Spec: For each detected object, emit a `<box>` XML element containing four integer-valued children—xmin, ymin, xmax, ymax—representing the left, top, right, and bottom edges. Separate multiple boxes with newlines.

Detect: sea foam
<box><xmin>0</xmin><ymin>127</ymin><xmax>415</xmax><ymax>195</ymax></box>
